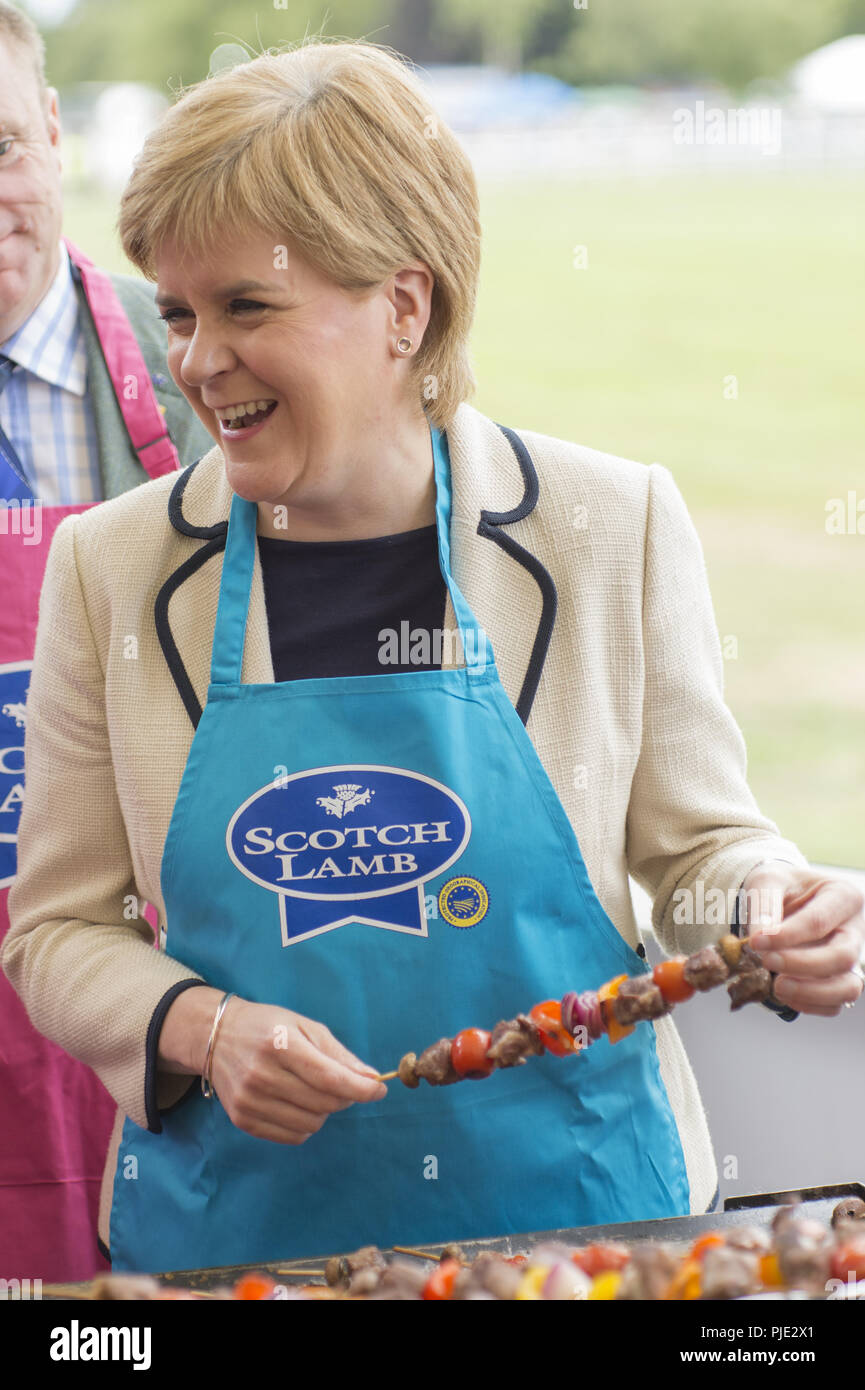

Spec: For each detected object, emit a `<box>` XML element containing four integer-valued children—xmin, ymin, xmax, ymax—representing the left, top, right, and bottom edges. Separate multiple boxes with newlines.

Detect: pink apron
<box><xmin>0</xmin><ymin>238</ymin><xmax>179</xmax><ymax>1281</ymax></box>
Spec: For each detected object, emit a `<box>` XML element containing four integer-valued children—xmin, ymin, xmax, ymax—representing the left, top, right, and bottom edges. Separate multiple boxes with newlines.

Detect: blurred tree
<box><xmin>433</xmin><ymin>0</ymin><xmax>548</xmax><ymax>70</ymax></box>
<box><xmin>542</xmin><ymin>0</ymin><xmax>856</xmax><ymax>92</ymax></box>
<box><xmin>35</xmin><ymin>0</ymin><xmax>402</xmax><ymax>89</ymax></box>
<box><xmin>25</xmin><ymin>0</ymin><xmax>865</xmax><ymax>91</ymax></box>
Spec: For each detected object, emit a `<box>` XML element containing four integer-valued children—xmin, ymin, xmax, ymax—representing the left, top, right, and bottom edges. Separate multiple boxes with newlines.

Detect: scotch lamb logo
<box><xmin>226</xmin><ymin>764</ymin><xmax>471</xmax><ymax>946</ymax></box>
<box><xmin>0</xmin><ymin>662</ymin><xmax>31</xmax><ymax>889</ymax></box>
<box><xmin>316</xmin><ymin>784</ymin><xmax>374</xmax><ymax>819</ymax></box>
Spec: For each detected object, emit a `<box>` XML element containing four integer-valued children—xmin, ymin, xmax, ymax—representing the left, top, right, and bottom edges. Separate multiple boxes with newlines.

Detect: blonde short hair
<box><xmin>119</xmin><ymin>39</ymin><xmax>482</xmax><ymax>429</ymax></box>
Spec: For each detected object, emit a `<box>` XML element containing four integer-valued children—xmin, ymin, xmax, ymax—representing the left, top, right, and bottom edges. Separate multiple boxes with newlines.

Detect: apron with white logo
<box><xmin>0</xmin><ymin>238</ymin><xmax>179</xmax><ymax>1281</ymax></box>
<box><xmin>109</xmin><ymin>423</ymin><xmax>690</xmax><ymax>1272</ymax></box>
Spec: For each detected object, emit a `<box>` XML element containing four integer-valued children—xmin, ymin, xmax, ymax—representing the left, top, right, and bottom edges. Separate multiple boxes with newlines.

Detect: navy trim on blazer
<box><xmin>157</xmin><ymin>429</ymin><xmax>559</xmax><ymax>732</ymax></box>
<box><xmin>154</xmin><ymin>533</ymin><xmax>226</xmax><ymax>731</ymax></box>
<box><xmin>144</xmin><ymin>978</ymin><xmax>212</xmax><ymax>1132</ymax></box>
<box><xmin>482</xmin><ymin>423</ymin><xmax>558</xmax><ymax>725</ymax></box>
<box><xmin>155</xmin><ymin>459</ymin><xmax>227</xmax><ymax>730</ymax></box>
<box><xmin>167</xmin><ymin>456</ymin><xmax>230</xmax><ymax>540</ymax></box>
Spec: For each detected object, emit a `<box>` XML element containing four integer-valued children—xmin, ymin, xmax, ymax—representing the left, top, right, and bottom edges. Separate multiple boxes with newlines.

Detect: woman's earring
<box><xmin>396</xmin><ymin>337</ymin><xmax>413</xmax><ymax>354</ymax></box>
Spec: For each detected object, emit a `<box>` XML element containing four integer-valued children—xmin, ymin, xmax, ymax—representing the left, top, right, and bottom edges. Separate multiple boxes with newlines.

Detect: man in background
<box><xmin>0</xmin><ymin>0</ymin><xmax>211</xmax><ymax>1281</ymax></box>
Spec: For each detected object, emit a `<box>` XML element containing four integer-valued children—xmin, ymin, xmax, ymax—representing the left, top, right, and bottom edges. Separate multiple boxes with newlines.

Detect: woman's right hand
<box><xmin>159</xmin><ymin>986</ymin><xmax>387</xmax><ymax>1144</ymax></box>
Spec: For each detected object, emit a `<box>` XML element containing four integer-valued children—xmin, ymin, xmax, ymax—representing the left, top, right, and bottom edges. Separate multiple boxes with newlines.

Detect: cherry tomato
<box><xmin>506</xmin><ymin>1254</ymin><xmax>528</xmax><ymax>1265</ymax></box>
<box><xmin>450</xmin><ymin>1028</ymin><xmax>494</xmax><ymax>1078</ymax></box>
<box><xmin>234</xmin><ymin>1272</ymin><xmax>276</xmax><ymax>1300</ymax></box>
<box><xmin>691</xmin><ymin>1232</ymin><xmax>725</xmax><ymax>1261</ymax></box>
<box><xmin>529</xmin><ymin>1000</ymin><xmax>577</xmax><ymax>1056</ymax></box>
<box><xmin>597</xmin><ymin>975</ymin><xmax>634</xmax><ymax>1044</ymax></box>
<box><xmin>830</xmin><ymin>1237</ymin><xmax>865</xmax><ymax>1284</ymax></box>
<box><xmin>572</xmin><ymin>1242</ymin><xmax>631</xmax><ymax>1277</ymax></box>
<box><xmin>653</xmin><ymin>958</ymin><xmax>695</xmax><ymax>1004</ymax></box>
<box><xmin>423</xmin><ymin>1257</ymin><xmax>461</xmax><ymax>1300</ymax></box>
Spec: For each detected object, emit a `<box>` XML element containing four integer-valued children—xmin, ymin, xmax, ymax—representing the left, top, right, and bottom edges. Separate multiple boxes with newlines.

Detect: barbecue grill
<box><xmin>40</xmin><ymin>1180</ymin><xmax>865</xmax><ymax>1298</ymax></box>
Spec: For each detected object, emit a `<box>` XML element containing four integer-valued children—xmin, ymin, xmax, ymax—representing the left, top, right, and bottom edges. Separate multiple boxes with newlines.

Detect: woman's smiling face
<box><xmin>155</xmin><ymin>227</ymin><xmax>426</xmax><ymax>509</ymax></box>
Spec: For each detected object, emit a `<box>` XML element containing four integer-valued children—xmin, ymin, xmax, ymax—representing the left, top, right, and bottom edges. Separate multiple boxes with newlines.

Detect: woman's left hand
<box><xmin>742</xmin><ymin>861</ymin><xmax>865</xmax><ymax>1016</ymax></box>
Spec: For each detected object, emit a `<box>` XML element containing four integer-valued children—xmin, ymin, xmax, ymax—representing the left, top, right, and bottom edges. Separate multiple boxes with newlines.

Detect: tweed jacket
<box><xmin>3</xmin><ymin>400</ymin><xmax>808</xmax><ymax>1230</ymax></box>
<box><xmin>72</xmin><ymin>266</ymin><xmax>213</xmax><ymax>497</ymax></box>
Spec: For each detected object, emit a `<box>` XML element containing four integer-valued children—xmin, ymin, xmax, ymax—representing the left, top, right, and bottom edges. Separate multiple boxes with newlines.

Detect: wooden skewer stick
<box><xmin>273</xmin><ymin>1268</ymin><xmax>327</xmax><ymax>1277</ymax></box>
<box><xmin>391</xmin><ymin>1245</ymin><xmax>440</xmax><ymax>1261</ymax></box>
<box><xmin>376</xmin><ymin>1070</ymin><xmax>399</xmax><ymax>1081</ymax></box>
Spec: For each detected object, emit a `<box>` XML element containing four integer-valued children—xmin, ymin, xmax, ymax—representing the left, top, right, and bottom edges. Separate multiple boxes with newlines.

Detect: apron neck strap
<box><xmin>209</xmin><ymin>422</ymin><xmax>491</xmax><ymax>687</ymax></box>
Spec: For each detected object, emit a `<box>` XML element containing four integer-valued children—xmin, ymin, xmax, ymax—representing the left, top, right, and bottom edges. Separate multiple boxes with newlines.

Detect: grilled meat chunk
<box><xmin>615</xmin><ymin>1244</ymin><xmax>680</xmax><ymax>1300</ymax></box>
<box><xmin>612</xmin><ymin>974</ymin><xmax>670</xmax><ymax>1025</ymax></box>
<box><xmin>725</xmin><ymin>1225</ymin><xmax>771</xmax><ymax>1255</ymax></box>
<box><xmin>415</xmin><ymin>1037</ymin><xmax>461</xmax><ymax>1086</ymax></box>
<box><xmin>700</xmin><ymin>1245</ymin><xmax>761</xmax><ymax>1299</ymax></box>
<box><xmin>374</xmin><ymin>1260</ymin><xmax>430</xmax><ymax>1299</ymax></box>
<box><xmin>325</xmin><ymin>1244</ymin><xmax>385</xmax><ymax>1288</ymax></box>
<box><xmin>775</xmin><ymin>1219</ymin><xmax>833</xmax><ymax>1294</ymax></box>
<box><xmin>453</xmin><ymin>1251</ymin><xmax>523</xmax><ymax>1301</ymax></box>
<box><xmin>683</xmin><ymin>945</ymin><xmax>730</xmax><ymax>991</ymax></box>
<box><xmin>486</xmin><ymin>1014</ymin><xmax>545</xmax><ymax>1068</ymax></box>
<box><xmin>727</xmin><ymin>963</ymin><xmax>772</xmax><ymax>1010</ymax></box>
<box><xmin>349</xmin><ymin>1266</ymin><xmax>384</xmax><ymax>1296</ymax></box>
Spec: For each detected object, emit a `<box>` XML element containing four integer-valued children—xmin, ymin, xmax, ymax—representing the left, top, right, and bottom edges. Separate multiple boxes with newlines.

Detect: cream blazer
<box><xmin>3</xmin><ymin>401</ymin><xmax>808</xmax><ymax>1237</ymax></box>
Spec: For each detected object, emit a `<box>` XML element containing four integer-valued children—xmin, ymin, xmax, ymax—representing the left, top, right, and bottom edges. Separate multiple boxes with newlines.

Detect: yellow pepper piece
<box><xmin>664</xmin><ymin>1257</ymin><xmax>702</xmax><ymax>1300</ymax></box>
<box><xmin>597</xmin><ymin>975</ymin><xmax>634</xmax><ymax>1044</ymax></box>
<box><xmin>760</xmin><ymin>1252</ymin><xmax>784</xmax><ymax>1288</ymax></box>
<box><xmin>587</xmin><ymin>1270</ymin><xmax>622</xmax><ymax>1300</ymax></box>
<box><xmin>515</xmin><ymin>1266</ymin><xmax>548</xmax><ymax>1300</ymax></box>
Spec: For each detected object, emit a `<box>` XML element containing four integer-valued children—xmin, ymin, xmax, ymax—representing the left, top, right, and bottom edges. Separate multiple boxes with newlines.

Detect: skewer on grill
<box><xmin>375</xmin><ymin>934</ymin><xmax>773</xmax><ymax>1087</ymax></box>
<box><xmin>391</xmin><ymin>1243</ymin><xmax>466</xmax><ymax>1263</ymax></box>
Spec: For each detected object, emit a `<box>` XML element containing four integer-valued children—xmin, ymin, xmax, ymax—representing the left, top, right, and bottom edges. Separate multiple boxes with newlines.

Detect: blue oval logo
<box><xmin>227</xmin><ymin>765</ymin><xmax>470</xmax><ymax>942</ymax></box>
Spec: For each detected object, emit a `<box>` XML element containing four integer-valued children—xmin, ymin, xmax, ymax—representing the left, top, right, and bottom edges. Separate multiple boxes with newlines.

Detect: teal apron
<box><xmin>110</xmin><ymin>423</ymin><xmax>690</xmax><ymax>1272</ymax></box>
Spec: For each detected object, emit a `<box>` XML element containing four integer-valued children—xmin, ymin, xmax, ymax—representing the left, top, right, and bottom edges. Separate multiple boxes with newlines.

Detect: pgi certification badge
<box><xmin>226</xmin><ymin>765</ymin><xmax>471</xmax><ymax>945</ymax></box>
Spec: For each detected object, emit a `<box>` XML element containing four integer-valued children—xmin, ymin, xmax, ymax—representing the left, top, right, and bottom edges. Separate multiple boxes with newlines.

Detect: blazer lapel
<box><xmin>448</xmin><ymin>406</ymin><xmax>556</xmax><ymax>724</ymax></box>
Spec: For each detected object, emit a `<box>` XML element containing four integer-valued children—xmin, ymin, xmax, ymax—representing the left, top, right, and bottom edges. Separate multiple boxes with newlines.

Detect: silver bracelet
<box><xmin>201</xmin><ymin>992</ymin><xmax>236</xmax><ymax>1099</ymax></box>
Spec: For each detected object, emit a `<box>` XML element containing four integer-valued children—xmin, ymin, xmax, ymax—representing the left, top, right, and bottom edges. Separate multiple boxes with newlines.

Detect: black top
<box><xmin>257</xmin><ymin>523</ymin><xmax>448</xmax><ymax>680</ymax></box>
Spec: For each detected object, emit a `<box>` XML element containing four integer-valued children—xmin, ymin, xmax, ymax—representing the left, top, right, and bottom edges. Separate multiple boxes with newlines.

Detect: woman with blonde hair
<box><xmin>5</xmin><ymin>38</ymin><xmax>863</xmax><ymax>1273</ymax></box>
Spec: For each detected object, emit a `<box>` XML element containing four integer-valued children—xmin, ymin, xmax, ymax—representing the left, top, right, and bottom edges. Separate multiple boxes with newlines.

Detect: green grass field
<box><xmin>62</xmin><ymin>171</ymin><xmax>865</xmax><ymax>866</ymax></box>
